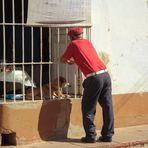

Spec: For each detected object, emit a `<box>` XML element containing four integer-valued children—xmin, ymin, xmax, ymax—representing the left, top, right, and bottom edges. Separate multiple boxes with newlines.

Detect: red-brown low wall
<box><xmin>0</xmin><ymin>92</ymin><xmax>148</xmax><ymax>145</ymax></box>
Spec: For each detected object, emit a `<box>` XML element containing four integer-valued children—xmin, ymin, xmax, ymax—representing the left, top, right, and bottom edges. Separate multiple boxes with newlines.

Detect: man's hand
<box><xmin>60</xmin><ymin>57</ymin><xmax>75</xmax><ymax>65</ymax></box>
<box><xmin>67</xmin><ymin>60</ymin><xmax>75</xmax><ymax>65</ymax></box>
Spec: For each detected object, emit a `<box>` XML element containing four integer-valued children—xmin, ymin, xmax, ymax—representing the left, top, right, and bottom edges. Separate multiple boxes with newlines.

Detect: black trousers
<box><xmin>82</xmin><ymin>72</ymin><xmax>114</xmax><ymax>139</ymax></box>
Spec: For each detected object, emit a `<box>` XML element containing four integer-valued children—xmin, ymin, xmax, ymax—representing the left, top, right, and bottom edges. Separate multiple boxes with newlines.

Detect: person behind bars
<box><xmin>60</xmin><ymin>27</ymin><xmax>114</xmax><ymax>143</ymax></box>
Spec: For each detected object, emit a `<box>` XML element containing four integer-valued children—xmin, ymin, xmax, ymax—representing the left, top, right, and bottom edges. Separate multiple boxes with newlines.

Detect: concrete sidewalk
<box><xmin>2</xmin><ymin>124</ymin><xmax>148</xmax><ymax>148</ymax></box>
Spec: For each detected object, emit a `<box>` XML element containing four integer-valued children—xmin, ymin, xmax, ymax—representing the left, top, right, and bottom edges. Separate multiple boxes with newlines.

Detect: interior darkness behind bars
<box><xmin>0</xmin><ymin>0</ymin><xmax>51</xmax><ymax>95</ymax></box>
<box><xmin>0</xmin><ymin>0</ymin><xmax>50</xmax><ymax>63</ymax></box>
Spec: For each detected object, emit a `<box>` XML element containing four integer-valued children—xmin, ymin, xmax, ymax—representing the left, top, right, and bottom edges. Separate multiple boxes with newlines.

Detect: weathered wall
<box><xmin>91</xmin><ymin>0</ymin><xmax>148</xmax><ymax>94</ymax></box>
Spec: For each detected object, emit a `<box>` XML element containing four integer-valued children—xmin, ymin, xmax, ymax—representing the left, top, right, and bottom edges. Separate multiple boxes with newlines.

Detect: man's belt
<box><xmin>86</xmin><ymin>69</ymin><xmax>108</xmax><ymax>78</ymax></box>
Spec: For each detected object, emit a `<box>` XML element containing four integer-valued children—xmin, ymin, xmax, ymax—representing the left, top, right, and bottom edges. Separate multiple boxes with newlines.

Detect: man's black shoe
<box><xmin>81</xmin><ymin>137</ymin><xmax>96</xmax><ymax>143</ymax></box>
<box><xmin>98</xmin><ymin>136</ymin><xmax>112</xmax><ymax>142</ymax></box>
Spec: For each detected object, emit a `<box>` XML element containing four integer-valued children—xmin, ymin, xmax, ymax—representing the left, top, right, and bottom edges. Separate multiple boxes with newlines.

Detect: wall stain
<box><xmin>120</xmin><ymin>54</ymin><xmax>124</xmax><ymax>57</ymax></box>
<box><xmin>107</xmin><ymin>28</ymin><xmax>110</xmax><ymax>32</ymax></box>
<box><xmin>146</xmin><ymin>0</ymin><xmax>148</xmax><ymax>7</ymax></box>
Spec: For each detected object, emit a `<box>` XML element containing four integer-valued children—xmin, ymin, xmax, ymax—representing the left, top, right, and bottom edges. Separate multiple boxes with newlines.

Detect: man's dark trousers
<box><xmin>82</xmin><ymin>72</ymin><xmax>114</xmax><ymax>139</ymax></box>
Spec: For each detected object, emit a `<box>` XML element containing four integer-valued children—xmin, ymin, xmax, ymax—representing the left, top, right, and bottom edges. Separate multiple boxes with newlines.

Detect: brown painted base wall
<box><xmin>0</xmin><ymin>92</ymin><xmax>148</xmax><ymax>145</ymax></box>
<box><xmin>0</xmin><ymin>99</ymin><xmax>72</xmax><ymax>145</ymax></box>
<box><xmin>68</xmin><ymin>92</ymin><xmax>148</xmax><ymax>137</ymax></box>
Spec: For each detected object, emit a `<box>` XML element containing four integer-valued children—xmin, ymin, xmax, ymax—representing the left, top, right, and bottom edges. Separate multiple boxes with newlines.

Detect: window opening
<box><xmin>0</xmin><ymin>0</ymin><xmax>91</xmax><ymax>103</ymax></box>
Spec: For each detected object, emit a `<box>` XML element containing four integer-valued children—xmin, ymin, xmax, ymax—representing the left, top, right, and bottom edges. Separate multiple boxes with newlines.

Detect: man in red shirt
<box><xmin>60</xmin><ymin>27</ymin><xmax>114</xmax><ymax>143</ymax></box>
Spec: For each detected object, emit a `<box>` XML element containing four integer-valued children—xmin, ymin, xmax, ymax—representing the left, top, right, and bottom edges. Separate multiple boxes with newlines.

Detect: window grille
<box><xmin>0</xmin><ymin>0</ymin><xmax>91</xmax><ymax>103</ymax></box>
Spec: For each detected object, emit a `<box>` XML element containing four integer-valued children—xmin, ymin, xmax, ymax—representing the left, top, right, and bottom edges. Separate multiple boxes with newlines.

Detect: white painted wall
<box><xmin>91</xmin><ymin>0</ymin><xmax>148</xmax><ymax>94</ymax></box>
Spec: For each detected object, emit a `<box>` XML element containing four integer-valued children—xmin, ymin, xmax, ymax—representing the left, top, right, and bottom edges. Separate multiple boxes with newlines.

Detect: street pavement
<box><xmin>1</xmin><ymin>124</ymin><xmax>148</xmax><ymax>148</ymax></box>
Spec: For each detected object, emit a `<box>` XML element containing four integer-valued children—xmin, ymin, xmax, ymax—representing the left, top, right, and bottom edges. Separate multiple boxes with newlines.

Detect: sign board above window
<box><xmin>27</xmin><ymin>0</ymin><xmax>91</xmax><ymax>26</ymax></box>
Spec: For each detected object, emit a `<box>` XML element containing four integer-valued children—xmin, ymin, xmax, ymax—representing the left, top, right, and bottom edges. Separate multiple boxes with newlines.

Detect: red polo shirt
<box><xmin>63</xmin><ymin>39</ymin><xmax>106</xmax><ymax>76</ymax></box>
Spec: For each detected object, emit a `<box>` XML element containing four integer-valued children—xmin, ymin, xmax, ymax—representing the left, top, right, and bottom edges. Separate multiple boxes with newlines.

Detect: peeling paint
<box><xmin>99</xmin><ymin>51</ymin><xmax>110</xmax><ymax>65</ymax></box>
